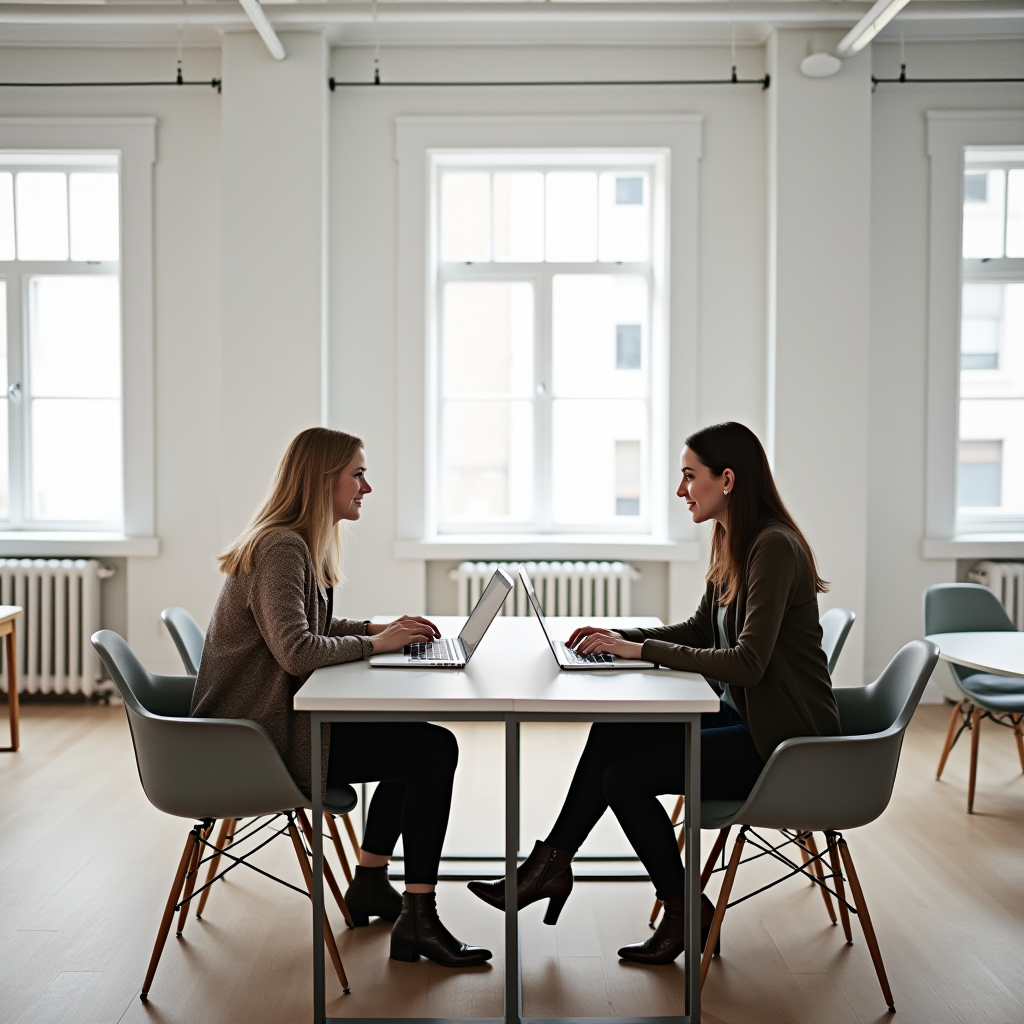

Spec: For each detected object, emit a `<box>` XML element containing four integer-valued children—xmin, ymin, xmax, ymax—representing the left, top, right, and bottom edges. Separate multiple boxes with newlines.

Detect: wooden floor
<box><xmin>1</xmin><ymin>703</ymin><xmax>1023</xmax><ymax>1024</ymax></box>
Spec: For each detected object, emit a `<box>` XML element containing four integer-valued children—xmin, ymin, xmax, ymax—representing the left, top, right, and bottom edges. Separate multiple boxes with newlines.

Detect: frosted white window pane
<box><xmin>0</xmin><ymin>398</ymin><xmax>7</xmax><ymax>519</ymax></box>
<box><xmin>16</xmin><ymin>173</ymin><xmax>69</xmax><ymax>261</ymax></box>
<box><xmin>599</xmin><ymin>172</ymin><xmax>649</xmax><ymax>262</ymax></box>
<box><xmin>962</xmin><ymin>169</ymin><xmax>1005</xmax><ymax>259</ymax></box>
<box><xmin>1007</xmin><ymin>169</ymin><xmax>1024</xmax><ymax>258</ymax></box>
<box><xmin>0</xmin><ymin>281</ymin><xmax>7</xmax><ymax>393</ymax></box>
<box><xmin>443</xmin><ymin>282</ymin><xmax>533</xmax><ymax>397</ymax></box>
<box><xmin>31</xmin><ymin>398</ymin><xmax>122</xmax><ymax>522</ymax></box>
<box><xmin>441</xmin><ymin>173</ymin><xmax>491</xmax><ymax>262</ymax></box>
<box><xmin>960</xmin><ymin>283</ymin><xmax>1002</xmax><ymax>370</ymax></box>
<box><xmin>552</xmin><ymin>399</ymin><xmax>646</xmax><ymax>525</ymax></box>
<box><xmin>0</xmin><ymin>173</ymin><xmax>14</xmax><ymax>261</ymax></box>
<box><xmin>441</xmin><ymin>400</ymin><xmax>533</xmax><ymax>523</ymax></box>
<box><xmin>29</xmin><ymin>276</ymin><xmax>121</xmax><ymax>399</ymax></box>
<box><xmin>69</xmin><ymin>173</ymin><xmax>119</xmax><ymax>262</ymax></box>
<box><xmin>545</xmin><ymin>172</ymin><xmax>597</xmax><ymax>262</ymax></box>
<box><xmin>494</xmin><ymin>173</ymin><xmax>544</xmax><ymax>262</ymax></box>
<box><xmin>551</xmin><ymin>275</ymin><xmax>648</xmax><ymax>398</ymax></box>
<box><xmin>615</xmin><ymin>440</ymin><xmax>641</xmax><ymax>517</ymax></box>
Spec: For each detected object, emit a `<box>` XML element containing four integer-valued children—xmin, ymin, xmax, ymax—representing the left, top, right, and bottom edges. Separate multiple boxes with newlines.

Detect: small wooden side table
<box><xmin>0</xmin><ymin>605</ymin><xmax>24</xmax><ymax>752</ymax></box>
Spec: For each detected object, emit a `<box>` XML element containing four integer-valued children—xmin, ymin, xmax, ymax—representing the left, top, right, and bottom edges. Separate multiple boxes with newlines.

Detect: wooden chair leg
<box><xmin>700</xmin><ymin>827</ymin><xmax>731</xmax><ymax>892</ymax></box>
<box><xmin>195</xmin><ymin>818</ymin><xmax>236</xmax><ymax>919</ymax></box>
<box><xmin>141</xmin><ymin>828</ymin><xmax>199</xmax><ymax>1001</ymax></box>
<box><xmin>3</xmin><ymin>628</ymin><xmax>19</xmax><ymax>752</ymax></box>
<box><xmin>825</xmin><ymin>832</ymin><xmax>853</xmax><ymax>944</ymax></box>
<box><xmin>341</xmin><ymin>812</ymin><xmax>362</xmax><ymax>860</ymax></box>
<box><xmin>700</xmin><ymin>830</ymin><xmax>746</xmax><ymax>988</ymax></box>
<box><xmin>297</xmin><ymin>809</ymin><xmax>355</xmax><ymax>928</ymax></box>
<box><xmin>837</xmin><ymin>837</ymin><xmax>895</xmax><ymax>1012</ymax></box>
<box><xmin>1014</xmin><ymin>715</ymin><xmax>1024</xmax><ymax>774</ymax></box>
<box><xmin>175</xmin><ymin>821</ymin><xmax>212</xmax><ymax>937</ymax></box>
<box><xmin>936</xmin><ymin>700</ymin><xmax>967</xmax><ymax>780</ymax></box>
<box><xmin>802</xmin><ymin>833</ymin><xmax>837</xmax><ymax>925</ymax></box>
<box><xmin>287</xmin><ymin>817</ymin><xmax>350</xmax><ymax>995</ymax></box>
<box><xmin>798</xmin><ymin>841</ymin><xmax>813</xmax><ymax>883</ymax></box>
<box><xmin>325</xmin><ymin>813</ymin><xmax>354</xmax><ymax>885</ymax></box>
<box><xmin>968</xmin><ymin>706</ymin><xmax>982</xmax><ymax>813</ymax></box>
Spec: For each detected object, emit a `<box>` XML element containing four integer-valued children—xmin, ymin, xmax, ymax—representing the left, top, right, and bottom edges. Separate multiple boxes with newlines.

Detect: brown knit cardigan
<box><xmin>190</xmin><ymin>529</ymin><xmax>373</xmax><ymax>798</ymax></box>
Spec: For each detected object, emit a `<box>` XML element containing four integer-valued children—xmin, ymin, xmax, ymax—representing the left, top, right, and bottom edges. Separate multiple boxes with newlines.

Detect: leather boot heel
<box><xmin>350</xmin><ymin>910</ymin><xmax>370</xmax><ymax>928</ymax></box>
<box><xmin>543</xmin><ymin>893</ymin><xmax>569</xmax><ymax>926</ymax></box>
<box><xmin>389</xmin><ymin>943</ymin><xmax>420</xmax><ymax>962</ymax></box>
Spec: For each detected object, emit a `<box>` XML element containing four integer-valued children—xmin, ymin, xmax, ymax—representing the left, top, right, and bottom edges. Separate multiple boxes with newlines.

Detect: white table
<box><xmin>295</xmin><ymin>615</ymin><xmax>719</xmax><ymax>1024</ymax></box>
<box><xmin>925</xmin><ymin>631</ymin><xmax>1024</xmax><ymax>678</ymax></box>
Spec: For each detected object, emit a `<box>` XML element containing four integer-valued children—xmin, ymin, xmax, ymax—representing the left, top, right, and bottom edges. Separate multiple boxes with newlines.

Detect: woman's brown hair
<box><xmin>218</xmin><ymin>427</ymin><xmax>364</xmax><ymax>590</ymax></box>
<box><xmin>685</xmin><ymin>421</ymin><xmax>827</xmax><ymax>605</ymax></box>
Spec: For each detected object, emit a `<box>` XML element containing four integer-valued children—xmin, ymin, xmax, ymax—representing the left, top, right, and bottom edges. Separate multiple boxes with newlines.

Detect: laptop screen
<box><xmin>458</xmin><ymin>567</ymin><xmax>514</xmax><ymax>659</ymax></box>
<box><xmin>518</xmin><ymin>566</ymin><xmax>559</xmax><ymax>654</ymax></box>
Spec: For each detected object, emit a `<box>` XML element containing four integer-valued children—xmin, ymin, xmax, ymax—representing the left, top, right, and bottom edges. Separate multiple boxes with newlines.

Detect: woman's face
<box><xmin>677</xmin><ymin>446</ymin><xmax>734</xmax><ymax>525</ymax></box>
<box><xmin>333</xmin><ymin>448</ymin><xmax>372</xmax><ymax>523</ymax></box>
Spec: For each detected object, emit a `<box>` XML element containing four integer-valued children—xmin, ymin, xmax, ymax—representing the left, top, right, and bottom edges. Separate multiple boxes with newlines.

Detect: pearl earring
<box><xmin>723</xmin><ymin>489</ymin><xmax>730</xmax><ymax>496</ymax></box>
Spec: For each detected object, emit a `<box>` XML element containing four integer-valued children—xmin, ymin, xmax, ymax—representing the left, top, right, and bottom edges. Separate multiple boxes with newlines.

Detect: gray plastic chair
<box><xmin>924</xmin><ymin>583</ymin><xmax>1024</xmax><ymax>812</ymax></box>
<box><xmin>92</xmin><ymin>629</ymin><xmax>356</xmax><ymax>1001</ymax></box>
<box><xmin>820</xmin><ymin>607</ymin><xmax>856</xmax><ymax>675</ymax></box>
<box><xmin>160</xmin><ymin>606</ymin><xmax>205</xmax><ymax>676</ymax></box>
<box><xmin>696</xmin><ymin>638</ymin><xmax>940</xmax><ymax>1012</ymax></box>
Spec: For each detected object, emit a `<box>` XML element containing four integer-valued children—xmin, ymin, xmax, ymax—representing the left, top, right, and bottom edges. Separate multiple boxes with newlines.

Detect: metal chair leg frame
<box><xmin>195</xmin><ymin>817</ymin><xmax>236</xmax><ymax>919</ymax></box>
<box><xmin>296</xmin><ymin>808</ymin><xmax>355</xmax><ymax>928</ymax></box>
<box><xmin>825</xmin><ymin>831</ymin><xmax>853</xmax><ymax>944</ymax></box>
<box><xmin>175</xmin><ymin>821</ymin><xmax>213</xmax><ymax>937</ymax></box>
<box><xmin>287</xmin><ymin>816</ymin><xmax>351</xmax><ymax>995</ymax></box>
<box><xmin>837</xmin><ymin>836</ymin><xmax>895</xmax><ymax>1012</ymax></box>
<box><xmin>700</xmin><ymin>829</ymin><xmax>746</xmax><ymax>987</ymax></box>
<box><xmin>141</xmin><ymin>824</ymin><xmax>203</xmax><ymax>1001</ymax></box>
<box><xmin>801</xmin><ymin>832</ymin><xmax>837</xmax><ymax>925</ymax></box>
<box><xmin>325</xmin><ymin>812</ymin><xmax>354</xmax><ymax>885</ymax></box>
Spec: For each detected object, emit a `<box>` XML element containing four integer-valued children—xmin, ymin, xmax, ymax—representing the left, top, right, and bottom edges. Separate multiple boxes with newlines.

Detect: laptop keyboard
<box><xmin>560</xmin><ymin>643</ymin><xmax>614</xmax><ymax>664</ymax></box>
<box><xmin>405</xmin><ymin>638</ymin><xmax>459</xmax><ymax>661</ymax></box>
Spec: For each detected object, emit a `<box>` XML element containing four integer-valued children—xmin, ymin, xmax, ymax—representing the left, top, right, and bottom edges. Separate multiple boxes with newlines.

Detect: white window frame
<box><xmin>394</xmin><ymin>116</ymin><xmax>702</xmax><ymax>562</ymax></box>
<box><xmin>924</xmin><ymin>110</ymin><xmax>1024</xmax><ymax>557</ymax></box>
<box><xmin>0</xmin><ymin>118</ymin><xmax>156</xmax><ymax>550</ymax></box>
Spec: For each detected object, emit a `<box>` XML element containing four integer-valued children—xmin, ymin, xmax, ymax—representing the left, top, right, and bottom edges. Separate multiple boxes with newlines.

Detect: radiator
<box><xmin>0</xmin><ymin>558</ymin><xmax>112</xmax><ymax>696</ymax></box>
<box><xmin>450</xmin><ymin>561</ymin><xmax>640</xmax><ymax>617</ymax></box>
<box><xmin>968</xmin><ymin>561</ymin><xmax>1024</xmax><ymax>630</ymax></box>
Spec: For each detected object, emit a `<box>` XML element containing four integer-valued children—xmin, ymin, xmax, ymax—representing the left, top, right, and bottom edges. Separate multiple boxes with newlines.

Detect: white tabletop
<box><xmin>925</xmin><ymin>631</ymin><xmax>1024</xmax><ymax>678</ymax></box>
<box><xmin>294</xmin><ymin>615</ymin><xmax>719</xmax><ymax>715</ymax></box>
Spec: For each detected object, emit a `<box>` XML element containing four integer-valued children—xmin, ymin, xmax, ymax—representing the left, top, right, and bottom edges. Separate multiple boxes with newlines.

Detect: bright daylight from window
<box><xmin>436</xmin><ymin>162</ymin><xmax>656</xmax><ymax>532</ymax></box>
<box><xmin>957</xmin><ymin>149</ymin><xmax>1024</xmax><ymax>528</ymax></box>
<box><xmin>0</xmin><ymin>157</ymin><xmax>122</xmax><ymax>528</ymax></box>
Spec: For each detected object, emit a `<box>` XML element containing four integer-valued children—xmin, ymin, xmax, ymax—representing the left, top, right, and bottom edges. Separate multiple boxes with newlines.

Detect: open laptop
<box><xmin>518</xmin><ymin>564</ymin><xmax>656</xmax><ymax>671</ymax></box>
<box><xmin>369</xmin><ymin>566</ymin><xmax>514</xmax><ymax>668</ymax></box>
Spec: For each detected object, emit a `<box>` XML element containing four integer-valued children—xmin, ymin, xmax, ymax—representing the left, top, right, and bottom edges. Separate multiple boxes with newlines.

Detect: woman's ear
<box><xmin>722</xmin><ymin>468</ymin><xmax>735</xmax><ymax>495</ymax></box>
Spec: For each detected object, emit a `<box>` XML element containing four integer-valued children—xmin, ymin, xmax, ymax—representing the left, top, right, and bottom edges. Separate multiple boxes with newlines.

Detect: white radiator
<box><xmin>968</xmin><ymin>561</ymin><xmax>1024</xmax><ymax>630</ymax></box>
<box><xmin>0</xmin><ymin>558</ymin><xmax>112</xmax><ymax>696</ymax></box>
<box><xmin>450</xmin><ymin>561</ymin><xmax>640</xmax><ymax>617</ymax></box>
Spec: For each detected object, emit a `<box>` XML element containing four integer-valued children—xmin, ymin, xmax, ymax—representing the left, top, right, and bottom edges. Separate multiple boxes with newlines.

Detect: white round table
<box><xmin>925</xmin><ymin>632</ymin><xmax>1024</xmax><ymax>679</ymax></box>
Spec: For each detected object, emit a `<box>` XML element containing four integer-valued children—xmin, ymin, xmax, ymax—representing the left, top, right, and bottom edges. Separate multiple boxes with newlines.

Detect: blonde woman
<box><xmin>191</xmin><ymin>427</ymin><xmax>491</xmax><ymax>968</ymax></box>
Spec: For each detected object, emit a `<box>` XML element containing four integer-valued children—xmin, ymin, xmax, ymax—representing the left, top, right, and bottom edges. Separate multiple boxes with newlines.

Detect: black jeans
<box><xmin>326</xmin><ymin>722</ymin><xmax>458</xmax><ymax>886</ymax></box>
<box><xmin>545</xmin><ymin>706</ymin><xmax>765</xmax><ymax>900</ymax></box>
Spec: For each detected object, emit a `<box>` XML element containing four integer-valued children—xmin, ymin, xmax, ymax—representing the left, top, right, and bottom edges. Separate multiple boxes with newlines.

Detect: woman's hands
<box><xmin>368</xmin><ymin>616</ymin><xmax>441</xmax><ymax>654</ymax></box>
<box><xmin>566</xmin><ymin>626</ymin><xmax>645</xmax><ymax>661</ymax></box>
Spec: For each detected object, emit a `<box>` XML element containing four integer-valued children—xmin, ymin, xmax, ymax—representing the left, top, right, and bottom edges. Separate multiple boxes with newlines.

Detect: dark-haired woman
<box><xmin>467</xmin><ymin>421</ymin><xmax>840</xmax><ymax>964</ymax></box>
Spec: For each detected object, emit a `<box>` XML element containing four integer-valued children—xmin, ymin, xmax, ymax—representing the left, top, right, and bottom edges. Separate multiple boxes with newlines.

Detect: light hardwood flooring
<box><xmin>1</xmin><ymin>703</ymin><xmax>1023</xmax><ymax>1023</ymax></box>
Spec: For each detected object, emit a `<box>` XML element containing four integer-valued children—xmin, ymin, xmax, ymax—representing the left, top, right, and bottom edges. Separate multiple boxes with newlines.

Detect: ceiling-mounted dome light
<box><xmin>800</xmin><ymin>0</ymin><xmax>913</xmax><ymax>78</ymax></box>
<box><xmin>800</xmin><ymin>53</ymin><xmax>843</xmax><ymax>78</ymax></box>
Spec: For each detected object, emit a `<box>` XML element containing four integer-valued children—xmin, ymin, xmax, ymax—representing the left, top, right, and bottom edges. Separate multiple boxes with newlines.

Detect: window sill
<box><xmin>922</xmin><ymin>535</ymin><xmax>1024</xmax><ymax>560</ymax></box>
<box><xmin>395</xmin><ymin>535</ymin><xmax>699</xmax><ymax>562</ymax></box>
<box><xmin>0</xmin><ymin>532</ymin><xmax>160</xmax><ymax>558</ymax></box>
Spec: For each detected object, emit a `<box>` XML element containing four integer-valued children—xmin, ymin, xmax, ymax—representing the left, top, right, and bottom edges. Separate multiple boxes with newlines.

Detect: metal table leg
<box><xmin>505</xmin><ymin>716</ymin><xmax>521</xmax><ymax>1024</ymax></box>
<box><xmin>313</xmin><ymin>713</ymin><xmax>326</xmax><ymax>1024</ymax></box>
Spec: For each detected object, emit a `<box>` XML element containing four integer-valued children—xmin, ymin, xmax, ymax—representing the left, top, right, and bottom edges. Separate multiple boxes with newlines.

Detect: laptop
<box><xmin>518</xmin><ymin>565</ymin><xmax>656</xmax><ymax>671</ymax></box>
<box><xmin>369</xmin><ymin>566</ymin><xmax>514</xmax><ymax>668</ymax></box>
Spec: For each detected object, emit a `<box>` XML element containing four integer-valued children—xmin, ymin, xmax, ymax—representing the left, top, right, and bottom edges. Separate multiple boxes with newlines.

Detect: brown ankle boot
<box><xmin>467</xmin><ymin>840</ymin><xmax>574</xmax><ymax>925</ymax></box>
<box><xmin>617</xmin><ymin>893</ymin><xmax>718</xmax><ymax>965</ymax></box>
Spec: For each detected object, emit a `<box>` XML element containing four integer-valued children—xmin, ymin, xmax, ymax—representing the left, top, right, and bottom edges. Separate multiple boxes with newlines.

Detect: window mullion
<box><xmin>537</xmin><ymin>265</ymin><xmax>553</xmax><ymax>532</ymax></box>
<box><xmin>9</xmin><ymin>269</ymin><xmax>25</xmax><ymax>527</ymax></box>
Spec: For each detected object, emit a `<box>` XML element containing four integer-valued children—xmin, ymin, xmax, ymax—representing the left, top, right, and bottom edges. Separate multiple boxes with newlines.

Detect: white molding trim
<box><xmin>924</xmin><ymin>110</ymin><xmax>1024</xmax><ymax>545</ymax></box>
<box><xmin>395</xmin><ymin>535</ymin><xmax>699</xmax><ymax>561</ymax></box>
<box><xmin>0</xmin><ymin>532</ymin><xmax>159</xmax><ymax>557</ymax></box>
<box><xmin>921</xmin><ymin>535</ymin><xmax>1024</xmax><ymax>560</ymax></box>
<box><xmin>394</xmin><ymin>113</ymin><xmax>702</xmax><ymax>554</ymax></box>
<box><xmin>0</xmin><ymin>117</ymin><xmax>156</xmax><ymax>542</ymax></box>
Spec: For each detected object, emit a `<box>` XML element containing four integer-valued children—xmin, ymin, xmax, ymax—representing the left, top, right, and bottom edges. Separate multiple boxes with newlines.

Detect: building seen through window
<box><xmin>0</xmin><ymin>155</ymin><xmax>122</xmax><ymax>528</ymax></box>
<box><xmin>957</xmin><ymin>148</ymin><xmax>1024</xmax><ymax>526</ymax></box>
<box><xmin>435</xmin><ymin>157</ymin><xmax>660</xmax><ymax>532</ymax></box>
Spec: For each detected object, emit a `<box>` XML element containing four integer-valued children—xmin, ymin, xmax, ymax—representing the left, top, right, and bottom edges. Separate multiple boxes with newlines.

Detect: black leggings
<box><xmin>326</xmin><ymin>722</ymin><xmax>458</xmax><ymax>886</ymax></box>
<box><xmin>545</xmin><ymin>706</ymin><xmax>765</xmax><ymax>900</ymax></box>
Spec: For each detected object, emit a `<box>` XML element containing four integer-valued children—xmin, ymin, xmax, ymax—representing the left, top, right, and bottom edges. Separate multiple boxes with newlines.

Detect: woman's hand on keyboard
<box><xmin>369</xmin><ymin>616</ymin><xmax>440</xmax><ymax>654</ymax></box>
<box><xmin>570</xmin><ymin>626</ymin><xmax>644</xmax><ymax>661</ymax></box>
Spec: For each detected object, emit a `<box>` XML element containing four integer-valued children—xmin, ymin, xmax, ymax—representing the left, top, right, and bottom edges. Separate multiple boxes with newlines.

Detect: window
<box><xmin>433</xmin><ymin>156</ymin><xmax>664</xmax><ymax>534</ymax></box>
<box><xmin>957</xmin><ymin>148</ymin><xmax>1024</xmax><ymax>527</ymax></box>
<box><xmin>0</xmin><ymin>155</ymin><xmax>122</xmax><ymax>528</ymax></box>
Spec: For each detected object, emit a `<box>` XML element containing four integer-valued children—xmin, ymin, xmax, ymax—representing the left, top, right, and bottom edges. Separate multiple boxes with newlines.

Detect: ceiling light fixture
<box><xmin>239</xmin><ymin>0</ymin><xmax>286</xmax><ymax>61</ymax></box>
<box><xmin>800</xmin><ymin>0</ymin><xmax>912</xmax><ymax>78</ymax></box>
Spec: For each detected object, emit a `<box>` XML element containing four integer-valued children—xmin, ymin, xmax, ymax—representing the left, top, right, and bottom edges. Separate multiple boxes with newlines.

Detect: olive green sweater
<box><xmin>190</xmin><ymin>530</ymin><xmax>373</xmax><ymax>798</ymax></box>
<box><xmin>618</xmin><ymin>523</ymin><xmax>840</xmax><ymax>762</ymax></box>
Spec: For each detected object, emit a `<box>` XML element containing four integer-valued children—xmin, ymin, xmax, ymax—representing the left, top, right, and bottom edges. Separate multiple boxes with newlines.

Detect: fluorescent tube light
<box><xmin>238</xmin><ymin>0</ymin><xmax>286</xmax><ymax>61</ymax></box>
<box><xmin>836</xmin><ymin>0</ymin><xmax>912</xmax><ymax>56</ymax></box>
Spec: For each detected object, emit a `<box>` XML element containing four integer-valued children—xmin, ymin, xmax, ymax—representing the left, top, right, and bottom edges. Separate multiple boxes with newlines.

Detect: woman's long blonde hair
<box><xmin>218</xmin><ymin>427</ymin><xmax>364</xmax><ymax>590</ymax></box>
